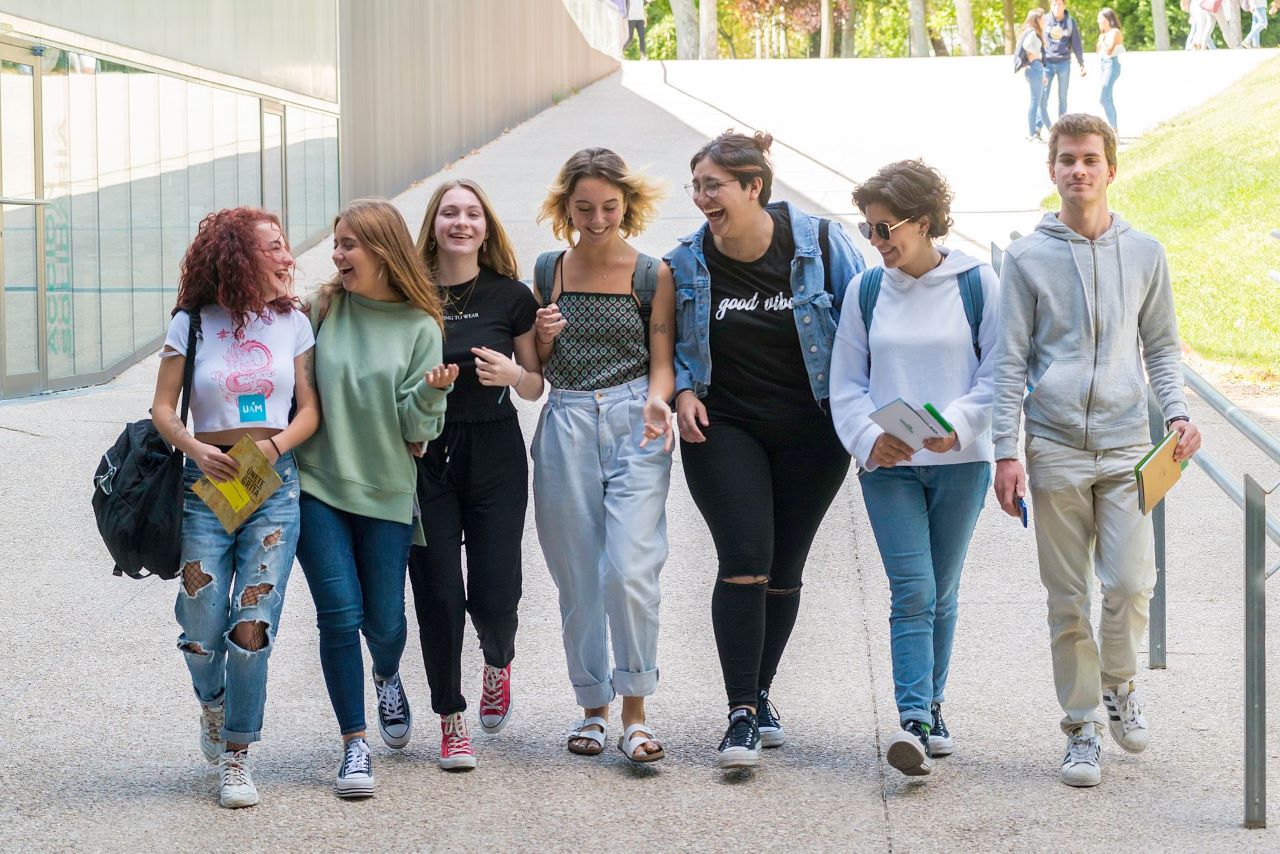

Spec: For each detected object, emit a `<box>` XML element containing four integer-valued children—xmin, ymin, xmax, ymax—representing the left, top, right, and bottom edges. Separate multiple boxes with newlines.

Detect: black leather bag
<box><xmin>92</xmin><ymin>311</ymin><xmax>201</xmax><ymax>579</ymax></box>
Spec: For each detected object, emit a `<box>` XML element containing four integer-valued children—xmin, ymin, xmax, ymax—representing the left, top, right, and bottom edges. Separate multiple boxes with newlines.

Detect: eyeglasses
<box><xmin>684</xmin><ymin>180</ymin><xmax>728</xmax><ymax>200</ymax></box>
<box><xmin>857</xmin><ymin>218</ymin><xmax>913</xmax><ymax>241</ymax></box>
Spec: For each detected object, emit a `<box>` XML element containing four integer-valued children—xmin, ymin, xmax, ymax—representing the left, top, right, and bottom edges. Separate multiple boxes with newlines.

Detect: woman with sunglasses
<box><xmin>829</xmin><ymin>160</ymin><xmax>999</xmax><ymax>778</ymax></box>
<box><xmin>666</xmin><ymin>130</ymin><xmax>864</xmax><ymax>769</ymax></box>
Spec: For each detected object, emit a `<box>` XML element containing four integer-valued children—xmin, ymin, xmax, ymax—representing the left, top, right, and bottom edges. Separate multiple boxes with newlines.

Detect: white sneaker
<box><xmin>1060</xmin><ymin>722</ymin><xmax>1102</xmax><ymax>787</ymax></box>
<box><xmin>1103</xmin><ymin>681</ymin><xmax>1149</xmax><ymax>754</ymax></box>
<box><xmin>200</xmin><ymin>704</ymin><xmax>225</xmax><ymax>764</ymax></box>
<box><xmin>335</xmin><ymin>737</ymin><xmax>375</xmax><ymax>799</ymax></box>
<box><xmin>217</xmin><ymin>750</ymin><xmax>259</xmax><ymax>808</ymax></box>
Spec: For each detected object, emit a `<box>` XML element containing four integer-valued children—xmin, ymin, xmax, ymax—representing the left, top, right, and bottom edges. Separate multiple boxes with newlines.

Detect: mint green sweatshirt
<box><xmin>296</xmin><ymin>291</ymin><xmax>448</xmax><ymax>526</ymax></box>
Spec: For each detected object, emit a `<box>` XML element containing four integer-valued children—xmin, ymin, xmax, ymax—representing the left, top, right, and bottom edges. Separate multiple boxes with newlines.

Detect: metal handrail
<box><xmin>0</xmin><ymin>197</ymin><xmax>49</xmax><ymax>205</ymax></box>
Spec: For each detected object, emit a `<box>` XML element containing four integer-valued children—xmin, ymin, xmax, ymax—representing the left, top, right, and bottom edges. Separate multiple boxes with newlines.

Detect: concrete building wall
<box><xmin>0</xmin><ymin>0</ymin><xmax>338</xmax><ymax>102</ymax></box>
<box><xmin>337</xmin><ymin>0</ymin><xmax>622</xmax><ymax>202</ymax></box>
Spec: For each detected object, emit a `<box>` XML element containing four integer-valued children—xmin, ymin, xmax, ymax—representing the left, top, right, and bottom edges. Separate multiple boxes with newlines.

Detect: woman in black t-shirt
<box><xmin>409</xmin><ymin>179</ymin><xmax>543</xmax><ymax>771</ymax></box>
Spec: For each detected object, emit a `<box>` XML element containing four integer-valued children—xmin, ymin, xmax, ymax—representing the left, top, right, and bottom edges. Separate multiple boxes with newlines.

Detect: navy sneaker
<box><xmin>929</xmin><ymin>703</ymin><xmax>954</xmax><ymax>756</ymax></box>
<box><xmin>373</xmin><ymin>670</ymin><xmax>412</xmax><ymax>749</ymax></box>
<box><xmin>717</xmin><ymin>707</ymin><xmax>761</xmax><ymax>769</ymax></box>
<box><xmin>756</xmin><ymin>689</ymin><xmax>785</xmax><ymax>748</ymax></box>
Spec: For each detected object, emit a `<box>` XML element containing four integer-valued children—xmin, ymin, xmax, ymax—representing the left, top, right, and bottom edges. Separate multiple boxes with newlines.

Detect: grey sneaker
<box><xmin>1060</xmin><ymin>722</ymin><xmax>1102</xmax><ymax>787</ymax></box>
<box><xmin>335</xmin><ymin>737</ymin><xmax>375</xmax><ymax>799</ymax></box>
<box><xmin>217</xmin><ymin>750</ymin><xmax>259</xmax><ymax>808</ymax></box>
<box><xmin>373</xmin><ymin>671</ymin><xmax>412</xmax><ymax>749</ymax></box>
<box><xmin>886</xmin><ymin>720</ymin><xmax>933</xmax><ymax>777</ymax></box>
<box><xmin>1102</xmin><ymin>681</ymin><xmax>1149</xmax><ymax>754</ymax></box>
<box><xmin>200</xmin><ymin>704</ymin><xmax>225</xmax><ymax>764</ymax></box>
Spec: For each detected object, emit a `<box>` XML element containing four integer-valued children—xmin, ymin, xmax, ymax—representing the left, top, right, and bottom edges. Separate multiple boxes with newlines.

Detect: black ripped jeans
<box><xmin>408</xmin><ymin>417</ymin><xmax>527</xmax><ymax>716</ymax></box>
<box><xmin>681</xmin><ymin>414</ymin><xmax>850</xmax><ymax>709</ymax></box>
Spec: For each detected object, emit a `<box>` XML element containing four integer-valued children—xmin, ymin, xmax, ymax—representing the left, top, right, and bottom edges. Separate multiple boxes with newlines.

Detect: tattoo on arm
<box><xmin>650</xmin><ymin>322</ymin><xmax>668</xmax><ymax>335</ymax></box>
<box><xmin>304</xmin><ymin>350</ymin><xmax>316</xmax><ymax>388</ymax></box>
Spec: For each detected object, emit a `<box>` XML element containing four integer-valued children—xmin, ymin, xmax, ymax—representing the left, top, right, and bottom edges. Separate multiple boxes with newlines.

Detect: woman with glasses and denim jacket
<box><xmin>665</xmin><ymin>130</ymin><xmax>864</xmax><ymax>769</ymax></box>
<box><xmin>829</xmin><ymin>160</ymin><xmax>999</xmax><ymax>779</ymax></box>
<box><xmin>151</xmin><ymin>208</ymin><xmax>319</xmax><ymax>809</ymax></box>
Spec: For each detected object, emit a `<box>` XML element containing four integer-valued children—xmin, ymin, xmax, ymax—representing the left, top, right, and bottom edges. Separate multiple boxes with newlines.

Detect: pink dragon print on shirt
<box><xmin>213</xmin><ymin>327</ymin><xmax>275</xmax><ymax>402</ymax></box>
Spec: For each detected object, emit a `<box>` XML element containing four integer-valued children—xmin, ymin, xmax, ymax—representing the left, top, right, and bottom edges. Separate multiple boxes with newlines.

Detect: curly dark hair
<box><xmin>852</xmin><ymin>160</ymin><xmax>954</xmax><ymax>240</ymax></box>
<box><xmin>173</xmin><ymin>208</ymin><xmax>295</xmax><ymax>333</ymax></box>
<box><xmin>690</xmin><ymin>129</ymin><xmax>776</xmax><ymax>206</ymax></box>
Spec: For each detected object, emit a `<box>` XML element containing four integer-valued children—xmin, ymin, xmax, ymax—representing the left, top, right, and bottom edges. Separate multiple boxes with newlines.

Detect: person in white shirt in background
<box><xmin>830</xmin><ymin>160</ymin><xmax>1000</xmax><ymax>779</ymax></box>
<box><xmin>624</xmin><ymin>0</ymin><xmax>649</xmax><ymax>57</ymax></box>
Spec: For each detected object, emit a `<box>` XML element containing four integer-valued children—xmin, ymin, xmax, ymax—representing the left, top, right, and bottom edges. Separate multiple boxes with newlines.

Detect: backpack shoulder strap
<box><xmin>818</xmin><ymin>217</ymin><xmax>832</xmax><ymax>294</ymax></box>
<box><xmin>957</xmin><ymin>266</ymin><xmax>984</xmax><ymax>360</ymax></box>
<box><xmin>858</xmin><ymin>267</ymin><xmax>884</xmax><ymax>337</ymax></box>
<box><xmin>178</xmin><ymin>309</ymin><xmax>202</xmax><ymax>427</ymax></box>
<box><xmin>534</xmin><ymin>251</ymin><xmax>563</xmax><ymax>305</ymax></box>
<box><xmin>631</xmin><ymin>253</ymin><xmax>659</xmax><ymax>309</ymax></box>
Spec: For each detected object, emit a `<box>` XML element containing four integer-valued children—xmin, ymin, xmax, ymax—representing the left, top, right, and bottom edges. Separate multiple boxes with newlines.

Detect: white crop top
<box><xmin>162</xmin><ymin>305</ymin><xmax>315</xmax><ymax>433</ymax></box>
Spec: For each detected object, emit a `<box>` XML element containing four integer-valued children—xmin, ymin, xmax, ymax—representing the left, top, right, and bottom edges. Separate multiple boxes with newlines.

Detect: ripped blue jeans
<box><xmin>175</xmin><ymin>451</ymin><xmax>299</xmax><ymax>744</ymax></box>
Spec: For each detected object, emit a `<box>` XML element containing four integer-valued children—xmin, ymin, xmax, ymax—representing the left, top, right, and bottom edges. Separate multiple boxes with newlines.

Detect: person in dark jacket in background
<box><xmin>1043</xmin><ymin>0</ymin><xmax>1087</xmax><ymax>119</ymax></box>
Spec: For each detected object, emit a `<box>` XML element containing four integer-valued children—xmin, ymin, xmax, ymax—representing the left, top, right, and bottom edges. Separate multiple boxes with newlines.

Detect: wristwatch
<box><xmin>1165</xmin><ymin>415</ymin><xmax>1189</xmax><ymax>430</ymax></box>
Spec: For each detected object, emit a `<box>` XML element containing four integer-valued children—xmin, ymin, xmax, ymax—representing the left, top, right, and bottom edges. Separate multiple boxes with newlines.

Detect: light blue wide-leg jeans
<box><xmin>532</xmin><ymin>378</ymin><xmax>672</xmax><ymax>708</ymax></box>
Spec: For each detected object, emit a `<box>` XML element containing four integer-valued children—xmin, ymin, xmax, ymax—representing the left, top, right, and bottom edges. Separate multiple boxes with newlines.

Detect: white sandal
<box><xmin>567</xmin><ymin>716</ymin><xmax>608</xmax><ymax>756</ymax></box>
<box><xmin>618</xmin><ymin>722</ymin><xmax>665</xmax><ymax>764</ymax></box>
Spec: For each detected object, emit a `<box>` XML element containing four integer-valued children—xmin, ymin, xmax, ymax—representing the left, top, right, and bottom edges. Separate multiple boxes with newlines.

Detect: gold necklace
<box><xmin>445</xmin><ymin>272</ymin><xmax>481</xmax><ymax>314</ymax></box>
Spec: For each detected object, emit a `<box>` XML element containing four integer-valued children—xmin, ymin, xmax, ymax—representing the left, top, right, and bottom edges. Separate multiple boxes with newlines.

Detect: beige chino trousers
<box><xmin>1025</xmin><ymin>435</ymin><xmax>1156</xmax><ymax>733</ymax></box>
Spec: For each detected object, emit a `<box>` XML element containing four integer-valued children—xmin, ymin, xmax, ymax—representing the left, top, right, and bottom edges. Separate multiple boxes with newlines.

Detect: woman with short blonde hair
<box><xmin>531</xmin><ymin>147</ymin><xmax>676</xmax><ymax>764</ymax></box>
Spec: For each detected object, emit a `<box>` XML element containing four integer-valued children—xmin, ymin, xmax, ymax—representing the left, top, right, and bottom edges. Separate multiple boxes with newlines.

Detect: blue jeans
<box><xmin>176</xmin><ymin>452</ymin><xmax>300</xmax><ymax>745</ymax></box>
<box><xmin>1044</xmin><ymin>59</ymin><xmax>1071</xmax><ymax>119</ymax></box>
<box><xmin>531</xmin><ymin>378</ymin><xmax>672</xmax><ymax>708</ymax></box>
<box><xmin>1247</xmin><ymin>7</ymin><xmax>1268</xmax><ymax>47</ymax></box>
<box><xmin>1099</xmin><ymin>56</ymin><xmax>1120</xmax><ymax>131</ymax></box>
<box><xmin>1025</xmin><ymin>60</ymin><xmax>1051</xmax><ymax>136</ymax></box>
<box><xmin>296</xmin><ymin>494</ymin><xmax>413</xmax><ymax>735</ymax></box>
<box><xmin>859</xmin><ymin>461</ymin><xmax>991</xmax><ymax>726</ymax></box>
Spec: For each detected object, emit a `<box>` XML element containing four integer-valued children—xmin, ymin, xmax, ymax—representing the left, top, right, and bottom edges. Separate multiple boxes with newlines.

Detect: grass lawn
<box><xmin>1045</xmin><ymin>56</ymin><xmax>1280</xmax><ymax>381</ymax></box>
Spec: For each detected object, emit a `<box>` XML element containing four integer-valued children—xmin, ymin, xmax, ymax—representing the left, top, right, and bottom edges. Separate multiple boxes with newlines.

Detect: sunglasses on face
<box><xmin>857</xmin><ymin>217</ymin><xmax>912</xmax><ymax>241</ymax></box>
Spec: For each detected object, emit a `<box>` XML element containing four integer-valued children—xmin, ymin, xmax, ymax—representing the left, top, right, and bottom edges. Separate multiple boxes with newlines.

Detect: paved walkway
<box><xmin>3</xmin><ymin>52</ymin><xmax>1280</xmax><ymax>851</ymax></box>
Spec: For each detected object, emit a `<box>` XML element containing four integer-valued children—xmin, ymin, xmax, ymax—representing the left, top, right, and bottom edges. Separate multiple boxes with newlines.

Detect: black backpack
<box><xmin>92</xmin><ymin>311</ymin><xmax>201</xmax><ymax>579</ymax></box>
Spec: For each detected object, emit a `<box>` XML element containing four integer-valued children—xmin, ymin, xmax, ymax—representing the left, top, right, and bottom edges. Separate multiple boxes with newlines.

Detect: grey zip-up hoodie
<box><xmin>991</xmin><ymin>212</ymin><xmax>1189</xmax><ymax>459</ymax></box>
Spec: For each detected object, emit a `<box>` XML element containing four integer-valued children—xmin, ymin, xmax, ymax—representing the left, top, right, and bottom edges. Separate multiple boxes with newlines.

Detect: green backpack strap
<box><xmin>534</xmin><ymin>251</ymin><xmax>564</xmax><ymax>305</ymax></box>
<box><xmin>957</xmin><ymin>266</ymin><xmax>984</xmax><ymax>360</ymax></box>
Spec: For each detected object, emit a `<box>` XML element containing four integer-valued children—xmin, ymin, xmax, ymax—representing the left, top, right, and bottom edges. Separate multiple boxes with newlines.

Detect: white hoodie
<box><xmin>830</xmin><ymin>247</ymin><xmax>1000</xmax><ymax>472</ymax></box>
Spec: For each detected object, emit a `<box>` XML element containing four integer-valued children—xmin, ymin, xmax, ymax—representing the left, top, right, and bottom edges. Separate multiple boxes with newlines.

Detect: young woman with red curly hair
<box><xmin>151</xmin><ymin>207</ymin><xmax>320</xmax><ymax>809</ymax></box>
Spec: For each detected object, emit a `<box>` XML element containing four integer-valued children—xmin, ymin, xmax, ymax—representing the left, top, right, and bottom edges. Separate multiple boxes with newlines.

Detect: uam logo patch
<box><xmin>238</xmin><ymin>394</ymin><xmax>268</xmax><ymax>423</ymax></box>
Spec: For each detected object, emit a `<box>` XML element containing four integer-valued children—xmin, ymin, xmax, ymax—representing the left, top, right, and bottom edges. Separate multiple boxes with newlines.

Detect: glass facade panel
<box><xmin>69</xmin><ymin>52</ymin><xmax>101</xmax><ymax>376</ymax></box>
<box><xmin>0</xmin><ymin>45</ymin><xmax>337</xmax><ymax>398</ymax></box>
<box><xmin>96</xmin><ymin>59</ymin><xmax>132</xmax><ymax>366</ymax></box>
<box><xmin>42</xmin><ymin>51</ymin><xmax>76</xmax><ymax>380</ymax></box>
<box><xmin>129</xmin><ymin>68</ymin><xmax>163</xmax><ymax>351</ymax></box>
<box><xmin>2</xmin><ymin>60</ymin><xmax>39</xmax><ymax>378</ymax></box>
<box><xmin>262</xmin><ymin>111</ymin><xmax>284</xmax><ymax>223</ymax></box>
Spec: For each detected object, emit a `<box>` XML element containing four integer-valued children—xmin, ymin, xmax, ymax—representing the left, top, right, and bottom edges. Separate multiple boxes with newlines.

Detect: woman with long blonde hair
<box><xmin>294</xmin><ymin>198</ymin><xmax>449</xmax><ymax>799</ymax></box>
<box><xmin>1020</xmin><ymin>8</ymin><xmax>1052</xmax><ymax>141</ymax></box>
<box><xmin>531</xmin><ymin>147</ymin><xmax>676</xmax><ymax>763</ymax></box>
<box><xmin>406</xmin><ymin>179</ymin><xmax>543</xmax><ymax>771</ymax></box>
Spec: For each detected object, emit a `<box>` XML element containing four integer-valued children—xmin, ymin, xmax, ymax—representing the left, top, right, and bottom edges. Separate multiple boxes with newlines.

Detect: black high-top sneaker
<box><xmin>929</xmin><ymin>702</ymin><xmax>954</xmax><ymax>756</ymax></box>
<box><xmin>886</xmin><ymin>720</ymin><xmax>933</xmax><ymax>777</ymax></box>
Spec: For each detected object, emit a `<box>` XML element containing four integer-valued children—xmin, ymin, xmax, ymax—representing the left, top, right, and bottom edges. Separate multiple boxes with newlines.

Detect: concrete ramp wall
<box><xmin>338</xmin><ymin>0</ymin><xmax>622</xmax><ymax>204</ymax></box>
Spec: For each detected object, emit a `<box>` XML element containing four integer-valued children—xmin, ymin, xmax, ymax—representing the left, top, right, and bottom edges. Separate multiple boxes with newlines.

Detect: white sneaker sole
<box><xmin>717</xmin><ymin>746</ymin><xmax>760</xmax><ymax>769</ymax></box>
<box><xmin>479</xmin><ymin>705</ymin><xmax>512</xmax><ymax>735</ymax></box>
<box><xmin>379</xmin><ymin>724</ymin><xmax>410</xmax><ymax>750</ymax></box>
<box><xmin>1060</xmin><ymin>767</ymin><xmax>1101</xmax><ymax>787</ymax></box>
<box><xmin>335</xmin><ymin>776</ymin><xmax>375</xmax><ymax>799</ymax></box>
<box><xmin>759</xmin><ymin>727</ymin><xmax>785</xmax><ymax>748</ymax></box>
<box><xmin>439</xmin><ymin>754</ymin><xmax>477</xmax><ymax>771</ymax></box>
<box><xmin>928</xmin><ymin>735</ymin><xmax>954</xmax><ymax>756</ymax></box>
<box><xmin>220</xmin><ymin>787</ymin><xmax>260</xmax><ymax>809</ymax></box>
<box><xmin>886</xmin><ymin>733</ymin><xmax>932</xmax><ymax>777</ymax></box>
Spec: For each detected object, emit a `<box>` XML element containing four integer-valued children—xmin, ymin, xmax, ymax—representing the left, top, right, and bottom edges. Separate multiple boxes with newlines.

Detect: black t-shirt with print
<box><xmin>702</xmin><ymin>204</ymin><xmax>817</xmax><ymax>421</ymax></box>
<box><xmin>440</xmin><ymin>268</ymin><xmax>539</xmax><ymax>422</ymax></box>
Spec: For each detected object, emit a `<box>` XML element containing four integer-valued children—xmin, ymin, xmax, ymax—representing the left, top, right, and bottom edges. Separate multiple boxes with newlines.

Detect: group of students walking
<box><xmin>1019</xmin><ymin>1</ymin><xmax>1124</xmax><ymax>139</ymax></box>
<box><xmin>152</xmin><ymin>113</ymin><xmax>1200</xmax><ymax>809</ymax></box>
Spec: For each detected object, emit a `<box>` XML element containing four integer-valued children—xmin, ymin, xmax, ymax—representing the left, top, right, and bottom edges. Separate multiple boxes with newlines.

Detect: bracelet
<box><xmin>1165</xmin><ymin>415</ymin><xmax>1189</xmax><ymax>430</ymax></box>
<box><xmin>268</xmin><ymin>436</ymin><xmax>282</xmax><ymax>457</ymax></box>
<box><xmin>513</xmin><ymin>366</ymin><xmax>526</xmax><ymax>390</ymax></box>
<box><xmin>673</xmin><ymin>389</ymin><xmax>695</xmax><ymax>404</ymax></box>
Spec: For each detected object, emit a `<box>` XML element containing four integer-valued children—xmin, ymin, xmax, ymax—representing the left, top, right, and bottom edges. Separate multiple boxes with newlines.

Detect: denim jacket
<box><xmin>664</xmin><ymin>201</ymin><xmax>865</xmax><ymax>404</ymax></box>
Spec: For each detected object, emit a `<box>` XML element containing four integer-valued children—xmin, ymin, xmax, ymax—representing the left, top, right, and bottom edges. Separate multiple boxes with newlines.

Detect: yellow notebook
<box><xmin>1135</xmin><ymin>431</ymin><xmax>1188</xmax><ymax>515</ymax></box>
<box><xmin>192</xmin><ymin>435</ymin><xmax>284</xmax><ymax>534</ymax></box>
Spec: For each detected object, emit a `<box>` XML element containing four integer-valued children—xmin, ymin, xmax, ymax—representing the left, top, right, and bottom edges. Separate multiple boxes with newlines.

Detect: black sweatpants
<box><xmin>680</xmin><ymin>415</ymin><xmax>850</xmax><ymax>709</ymax></box>
<box><xmin>408</xmin><ymin>417</ymin><xmax>527</xmax><ymax>716</ymax></box>
<box><xmin>625</xmin><ymin>19</ymin><xmax>647</xmax><ymax>55</ymax></box>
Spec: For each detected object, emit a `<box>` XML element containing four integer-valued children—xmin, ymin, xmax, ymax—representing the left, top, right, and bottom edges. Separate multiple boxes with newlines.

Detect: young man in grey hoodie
<box><xmin>990</xmin><ymin>113</ymin><xmax>1201</xmax><ymax>788</ymax></box>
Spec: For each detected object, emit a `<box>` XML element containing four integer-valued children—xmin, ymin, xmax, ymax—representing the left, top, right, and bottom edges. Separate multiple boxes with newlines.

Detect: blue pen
<box><xmin>1017</xmin><ymin>496</ymin><xmax>1029</xmax><ymax>528</ymax></box>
